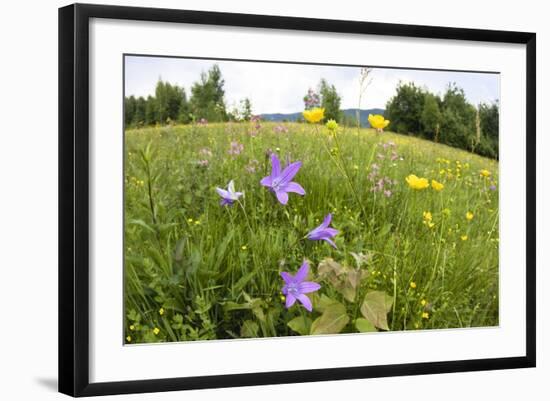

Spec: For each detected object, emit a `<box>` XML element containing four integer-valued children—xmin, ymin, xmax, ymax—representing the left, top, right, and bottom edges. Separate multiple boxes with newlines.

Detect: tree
<box><xmin>133</xmin><ymin>96</ymin><xmax>146</xmax><ymax>126</ymax></box>
<box><xmin>477</xmin><ymin>101</ymin><xmax>499</xmax><ymax>158</ymax></box>
<box><xmin>420</xmin><ymin>93</ymin><xmax>442</xmax><ymax>141</ymax></box>
<box><xmin>439</xmin><ymin>83</ymin><xmax>476</xmax><ymax>150</ymax></box>
<box><xmin>385</xmin><ymin>82</ymin><xmax>426</xmax><ymax>135</ymax></box>
<box><xmin>240</xmin><ymin>98</ymin><xmax>253</xmax><ymax>121</ymax></box>
<box><xmin>124</xmin><ymin>95</ymin><xmax>137</xmax><ymax>127</ymax></box>
<box><xmin>177</xmin><ymin>89</ymin><xmax>191</xmax><ymax>124</ymax></box>
<box><xmin>189</xmin><ymin>64</ymin><xmax>227</xmax><ymax>122</ymax></box>
<box><xmin>319</xmin><ymin>79</ymin><xmax>342</xmax><ymax>122</ymax></box>
<box><xmin>145</xmin><ymin>95</ymin><xmax>158</xmax><ymax>125</ymax></box>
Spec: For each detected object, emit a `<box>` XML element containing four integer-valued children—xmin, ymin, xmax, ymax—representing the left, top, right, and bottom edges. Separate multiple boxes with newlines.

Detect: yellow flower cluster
<box><xmin>480</xmin><ymin>169</ymin><xmax>491</xmax><ymax>178</ymax></box>
<box><xmin>431</xmin><ymin>179</ymin><xmax>444</xmax><ymax>191</ymax></box>
<box><xmin>405</xmin><ymin>174</ymin><xmax>429</xmax><ymax>190</ymax></box>
<box><xmin>423</xmin><ymin>211</ymin><xmax>435</xmax><ymax>229</ymax></box>
<box><xmin>303</xmin><ymin>107</ymin><xmax>325</xmax><ymax>123</ymax></box>
<box><xmin>129</xmin><ymin>176</ymin><xmax>145</xmax><ymax>187</ymax></box>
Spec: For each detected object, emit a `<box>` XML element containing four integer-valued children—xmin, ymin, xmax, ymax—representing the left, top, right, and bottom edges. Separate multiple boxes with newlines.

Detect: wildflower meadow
<box><xmin>124</xmin><ymin>113</ymin><xmax>499</xmax><ymax>343</ymax></box>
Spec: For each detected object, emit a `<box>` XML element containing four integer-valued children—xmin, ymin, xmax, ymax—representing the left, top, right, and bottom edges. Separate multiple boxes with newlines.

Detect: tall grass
<box><xmin>124</xmin><ymin>121</ymin><xmax>499</xmax><ymax>343</ymax></box>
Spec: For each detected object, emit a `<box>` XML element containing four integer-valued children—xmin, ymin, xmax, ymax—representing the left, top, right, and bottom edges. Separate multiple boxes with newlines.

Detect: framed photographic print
<box><xmin>58</xmin><ymin>3</ymin><xmax>536</xmax><ymax>397</ymax></box>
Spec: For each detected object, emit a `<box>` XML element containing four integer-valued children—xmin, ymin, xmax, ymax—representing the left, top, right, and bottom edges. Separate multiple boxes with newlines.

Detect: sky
<box><xmin>125</xmin><ymin>55</ymin><xmax>500</xmax><ymax>115</ymax></box>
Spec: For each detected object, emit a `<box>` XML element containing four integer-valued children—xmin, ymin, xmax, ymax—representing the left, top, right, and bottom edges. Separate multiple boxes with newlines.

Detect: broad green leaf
<box><xmin>341</xmin><ymin>285</ymin><xmax>356</xmax><ymax>303</ymax></box>
<box><xmin>173</xmin><ymin>237</ymin><xmax>186</xmax><ymax>263</ymax></box>
<box><xmin>378</xmin><ymin>223</ymin><xmax>393</xmax><ymax>238</ymax></box>
<box><xmin>287</xmin><ymin>316</ymin><xmax>311</xmax><ymax>335</ymax></box>
<box><xmin>318</xmin><ymin>258</ymin><xmax>344</xmax><ymax>277</ymax></box>
<box><xmin>310</xmin><ymin>302</ymin><xmax>349</xmax><ymax>335</ymax></box>
<box><xmin>314</xmin><ymin>294</ymin><xmax>338</xmax><ymax>313</ymax></box>
<box><xmin>129</xmin><ymin>219</ymin><xmax>156</xmax><ymax>234</ymax></box>
<box><xmin>240</xmin><ymin>320</ymin><xmax>259</xmax><ymax>338</ymax></box>
<box><xmin>355</xmin><ymin>318</ymin><xmax>377</xmax><ymax>332</ymax></box>
<box><xmin>360</xmin><ymin>291</ymin><xmax>393</xmax><ymax>331</ymax></box>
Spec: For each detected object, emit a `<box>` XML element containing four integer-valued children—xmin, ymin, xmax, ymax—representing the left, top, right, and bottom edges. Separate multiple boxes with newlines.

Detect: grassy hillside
<box><xmin>124</xmin><ymin>121</ymin><xmax>499</xmax><ymax>343</ymax></box>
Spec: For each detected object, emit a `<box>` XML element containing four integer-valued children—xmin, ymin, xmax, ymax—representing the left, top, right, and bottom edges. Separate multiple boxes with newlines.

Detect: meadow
<box><xmin>124</xmin><ymin>119</ymin><xmax>499</xmax><ymax>344</ymax></box>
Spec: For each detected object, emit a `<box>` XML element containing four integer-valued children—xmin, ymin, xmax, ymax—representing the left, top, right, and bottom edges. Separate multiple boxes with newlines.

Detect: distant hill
<box><xmin>260</xmin><ymin>108</ymin><xmax>386</xmax><ymax>127</ymax></box>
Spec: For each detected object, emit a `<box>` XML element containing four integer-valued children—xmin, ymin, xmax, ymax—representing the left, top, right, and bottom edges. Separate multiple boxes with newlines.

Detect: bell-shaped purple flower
<box><xmin>281</xmin><ymin>261</ymin><xmax>321</xmax><ymax>312</ymax></box>
<box><xmin>307</xmin><ymin>213</ymin><xmax>339</xmax><ymax>248</ymax></box>
<box><xmin>260</xmin><ymin>153</ymin><xmax>305</xmax><ymax>205</ymax></box>
<box><xmin>215</xmin><ymin>180</ymin><xmax>243</xmax><ymax>206</ymax></box>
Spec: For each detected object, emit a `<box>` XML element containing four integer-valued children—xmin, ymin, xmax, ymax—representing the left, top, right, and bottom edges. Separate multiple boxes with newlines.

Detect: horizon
<box><xmin>125</xmin><ymin>56</ymin><xmax>500</xmax><ymax>115</ymax></box>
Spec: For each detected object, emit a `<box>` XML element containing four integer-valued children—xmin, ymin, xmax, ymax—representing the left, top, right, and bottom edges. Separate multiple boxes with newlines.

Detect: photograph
<box><xmin>123</xmin><ymin>55</ymin><xmax>500</xmax><ymax>344</ymax></box>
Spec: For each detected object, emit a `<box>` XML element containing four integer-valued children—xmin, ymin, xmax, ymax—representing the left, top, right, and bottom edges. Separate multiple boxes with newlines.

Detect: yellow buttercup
<box><xmin>406</xmin><ymin>174</ymin><xmax>429</xmax><ymax>190</ymax></box>
<box><xmin>431</xmin><ymin>179</ymin><xmax>444</xmax><ymax>191</ymax></box>
<box><xmin>368</xmin><ymin>114</ymin><xmax>390</xmax><ymax>130</ymax></box>
<box><xmin>303</xmin><ymin>107</ymin><xmax>325</xmax><ymax>123</ymax></box>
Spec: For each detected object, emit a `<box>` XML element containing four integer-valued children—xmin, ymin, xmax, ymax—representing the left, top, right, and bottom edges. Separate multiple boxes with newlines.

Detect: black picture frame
<box><xmin>59</xmin><ymin>3</ymin><xmax>536</xmax><ymax>397</ymax></box>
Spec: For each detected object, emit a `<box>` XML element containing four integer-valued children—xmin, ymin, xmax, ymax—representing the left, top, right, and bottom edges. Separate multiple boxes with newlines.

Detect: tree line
<box><xmin>125</xmin><ymin>64</ymin><xmax>499</xmax><ymax>159</ymax></box>
<box><xmin>125</xmin><ymin>65</ymin><xmax>254</xmax><ymax>127</ymax></box>
<box><xmin>385</xmin><ymin>82</ymin><xmax>499</xmax><ymax>159</ymax></box>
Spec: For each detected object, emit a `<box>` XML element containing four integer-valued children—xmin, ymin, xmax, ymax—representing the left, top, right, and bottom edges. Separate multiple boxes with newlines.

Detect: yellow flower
<box><xmin>241</xmin><ymin>245</ymin><xmax>247</xmax><ymax>251</ymax></box>
<box><xmin>410</xmin><ymin>282</ymin><xmax>417</xmax><ymax>289</ymax></box>
<box><xmin>406</xmin><ymin>174</ymin><xmax>429</xmax><ymax>190</ymax></box>
<box><xmin>480</xmin><ymin>169</ymin><xmax>491</xmax><ymax>177</ymax></box>
<box><xmin>422</xmin><ymin>312</ymin><xmax>430</xmax><ymax>319</ymax></box>
<box><xmin>466</xmin><ymin>211</ymin><xmax>474</xmax><ymax>221</ymax></box>
<box><xmin>423</xmin><ymin>211</ymin><xmax>432</xmax><ymax>222</ymax></box>
<box><xmin>187</xmin><ymin>218</ymin><xmax>193</xmax><ymax>223</ymax></box>
<box><xmin>431</xmin><ymin>179</ymin><xmax>444</xmax><ymax>191</ymax></box>
<box><xmin>159</xmin><ymin>308</ymin><xmax>164</xmax><ymax>316</ymax></box>
<box><xmin>126</xmin><ymin>335</ymin><xmax>132</xmax><ymax>342</ymax></box>
<box><xmin>461</xmin><ymin>235</ymin><xmax>468</xmax><ymax>241</ymax></box>
<box><xmin>368</xmin><ymin>114</ymin><xmax>390</xmax><ymax>130</ymax></box>
<box><xmin>153</xmin><ymin>327</ymin><xmax>160</xmax><ymax>335</ymax></box>
<box><xmin>280</xmin><ymin>295</ymin><xmax>286</xmax><ymax>302</ymax></box>
<box><xmin>129</xmin><ymin>325</ymin><xmax>135</xmax><ymax>331</ymax></box>
<box><xmin>303</xmin><ymin>107</ymin><xmax>325</xmax><ymax>123</ymax></box>
<box><xmin>420</xmin><ymin>299</ymin><xmax>427</xmax><ymax>306</ymax></box>
<box><xmin>325</xmin><ymin>119</ymin><xmax>339</xmax><ymax>131</ymax></box>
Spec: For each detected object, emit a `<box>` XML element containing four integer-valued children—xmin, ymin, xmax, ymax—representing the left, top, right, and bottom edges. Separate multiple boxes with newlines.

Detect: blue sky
<box><xmin>125</xmin><ymin>56</ymin><xmax>500</xmax><ymax>114</ymax></box>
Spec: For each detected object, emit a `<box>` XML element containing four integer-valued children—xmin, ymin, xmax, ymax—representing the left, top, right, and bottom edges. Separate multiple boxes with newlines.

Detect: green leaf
<box><xmin>233</xmin><ymin>271</ymin><xmax>255</xmax><ymax>294</ymax></box>
<box><xmin>355</xmin><ymin>318</ymin><xmax>377</xmax><ymax>332</ymax></box>
<box><xmin>240</xmin><ymin>320</ymin><xmax>259</xmax><ymax>338</ymax></box>
<box><xmin>287</xmin><ymin>316</ymin><xmax>311</xmax><ymax>335</ymax></box>
<box><xmin>174</xmin><ymin>237</ymin><xmax>187</xmax><ymax>263</ymax></box>
<box><xmin>360</xmin><ymin>291</ymin><xmax>393</xmax><ymax>331</ymax></box>
<box><xmin>310</xmin><ymin>302</ymin><xmax>349</xmax><ymax>335</ymax></box>
<box><xmin>378</xmin><ymin>223</ymin><xmax>393</xmax><ymax>238</ymax></box>
<box><xmin>129</xmin><ymin>219</ymin><xmax>156</xmax><ymax>234</ymax></box>
<box><xmin>313</xmin><ymin>294</ymin><xmax>338</xmax><ymax>313</ymax></box>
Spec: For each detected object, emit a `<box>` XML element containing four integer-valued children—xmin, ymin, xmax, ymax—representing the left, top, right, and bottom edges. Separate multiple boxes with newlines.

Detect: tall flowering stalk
<box><xmin>313</xmin><ymin>118</ymin><xmax>368</xmax><ymax>218</ymax></box>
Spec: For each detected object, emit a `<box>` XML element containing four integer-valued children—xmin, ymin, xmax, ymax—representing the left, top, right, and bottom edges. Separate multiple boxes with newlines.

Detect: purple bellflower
<box><xmin>260</xmin><ymin>153</ymin><xmax>305</xmax><ymax>205</ymax></box>
<box><xmin>307</xmin><ymin>213</ymin><xmax>339</xmax><ymax>248</ymax></box>
<box><xmin>215</xmin><ymin>180</ymin><xmax>243</xmax><ymax>206</ymax></box>
<box><xmin>281</xmin><ymin>261</ymin><xmax>321</xmax><ymax>312</ymax></box>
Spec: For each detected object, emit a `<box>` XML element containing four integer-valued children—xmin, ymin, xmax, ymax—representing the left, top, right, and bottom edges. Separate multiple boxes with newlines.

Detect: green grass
<box><xmin>124</xmin><ymin>121</ymin><xmax>499</xmax><ymax>344</ymax></box>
